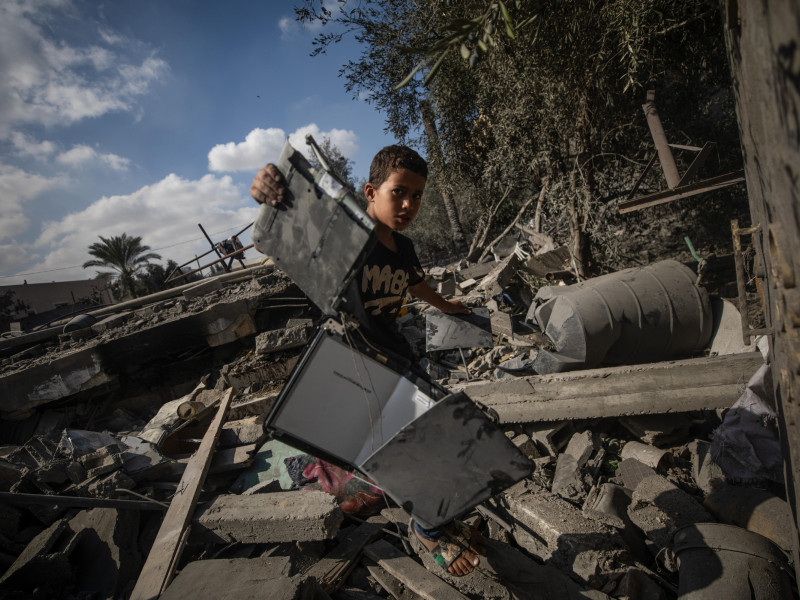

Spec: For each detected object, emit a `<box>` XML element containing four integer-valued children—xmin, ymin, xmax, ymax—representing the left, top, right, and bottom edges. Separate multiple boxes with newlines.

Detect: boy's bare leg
<box><xmin>412</xmin><ymin>522</ymin><xmax>485</xmax><ymax>576</ymax></box>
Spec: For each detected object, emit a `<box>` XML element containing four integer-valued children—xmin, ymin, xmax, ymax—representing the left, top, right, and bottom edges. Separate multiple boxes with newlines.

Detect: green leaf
<box><xmin>423</xmin><ymin>50</ymin><xmax>448</xmax><ymax>86</ymax></box>
<box><xmin>393</xmin><ymin>61</ymin><xmax>423</xmax><ymax>91</ymax></box>
<box><xmin>477</xmin><ymin>39</ymin><xmax>488</xmax><ymax>52</ymax></box>
<box><xmin>498</xmin><ymin>0</ymin><xmax>515</xmax><ymax>39</ymax></box>
<box><xmin>460</xmin><ymin>43</ymin><xmax>470</xmax><ymax>59</ymax></box>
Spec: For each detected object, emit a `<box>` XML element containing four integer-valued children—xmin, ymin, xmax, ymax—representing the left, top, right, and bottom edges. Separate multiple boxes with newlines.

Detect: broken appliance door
<box><xmin>425</xmin><ymin>307</ymin><xmax>493</xmax><ymax>352</ymax></box>
<box><xmin>251</xmin><ymin>140</ymin><xmax>377</xmax><ymax>316</ymax></box>
<box><xmin>265</xmin><ymin>322</ymin><xmax>533</xmax><ymax>529</ymax></box>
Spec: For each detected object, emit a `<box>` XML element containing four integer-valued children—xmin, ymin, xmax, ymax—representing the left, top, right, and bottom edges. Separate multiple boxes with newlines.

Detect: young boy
<box><xmin>250</xmin><ymin>145</ymin><xmax>484</xmax><ymax>576</ymax></box>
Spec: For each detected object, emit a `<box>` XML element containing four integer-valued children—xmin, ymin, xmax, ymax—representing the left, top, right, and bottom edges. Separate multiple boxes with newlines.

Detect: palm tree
<box><xmin>83</xmin><ymin>234</ymin><xmax>161</xmax><ymax>299</ymax></box>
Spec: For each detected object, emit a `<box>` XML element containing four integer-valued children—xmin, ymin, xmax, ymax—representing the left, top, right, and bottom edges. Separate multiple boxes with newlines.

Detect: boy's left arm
<box><xmin>409</xmin><ymin>280</ymin><xmax>471</xmax><ymax>314</ymax></box>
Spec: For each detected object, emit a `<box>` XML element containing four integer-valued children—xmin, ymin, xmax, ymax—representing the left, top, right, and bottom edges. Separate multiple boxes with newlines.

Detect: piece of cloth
<box><xmin>711</xmin><ymin>363</ymin><xmax>783</xmax><ymax>484</ymax></box>
<box><xmin>285</xmin><ymin>454</ymin><xmax>384</xmax><ymax>517</ymax></box>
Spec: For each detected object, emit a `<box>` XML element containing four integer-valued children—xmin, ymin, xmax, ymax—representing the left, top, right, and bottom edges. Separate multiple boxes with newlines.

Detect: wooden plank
<box><xmin>303</xmin><ymin>522</ymin><xmax>383</xmax><ymax>592</ymax></box>
<box><xmin>619</xmin><ymin>170</ymin><xmax>745</xmax><ymax>214</ymax></box>
<box><xmin>678</xmin><ymin>141</ymin><xmax>716</xmax><ymax>186</ymax></box>
<box><xmin>366</xmin><ymin>563</ymin><xmax>425</xmax><ymax>600</ymax></box>
<box><xmin>130</xmin><ymin>388</ymin><xmax>234</xmax><ymax>600</ymax></box>
<box><xmin>363</xmin><ymin>540</ymin><xmax>468</xmax><ymax>600</ymax></box>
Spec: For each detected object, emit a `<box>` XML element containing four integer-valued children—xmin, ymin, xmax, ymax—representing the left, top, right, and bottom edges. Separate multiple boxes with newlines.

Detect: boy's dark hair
<box><xmin>368</xmin><ymin>145</ymin><xmax>428</xmax><ymax>187</ymax></box>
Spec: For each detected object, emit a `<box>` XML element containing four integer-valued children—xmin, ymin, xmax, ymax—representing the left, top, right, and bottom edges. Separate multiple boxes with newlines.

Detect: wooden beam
<box><xmin>619</xmin><ymin>170</ymin><xmax>745</xmax><ymax>214</ymax></box>
<box><xmin>303</xmin><ymin>522</ymin><xmax>383</xmax><ymax>593</ymax></box>
<box><xmin>130</xmin><ymin>388</ymin><xmax>234</xmax><ymax>600</ymax></box>
<box><xmin>458</xmin><ymin>352</ymin><xmax>764</xmax><ymax>423</ymax></box>
<box><xmin>363</xmin><ymin>540</ymin><xmax>468</xmax><ymax>600</ymax></box>
<box><xmin>678</xmin><ymin>141</ymin><xmax>716</xmax><ymax>186</ymax></box>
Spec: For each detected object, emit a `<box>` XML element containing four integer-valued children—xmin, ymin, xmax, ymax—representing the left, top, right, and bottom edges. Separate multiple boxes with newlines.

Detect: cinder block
<box><xmin>255</xmin><ymin>324</ymin><xmax>310</xmax><ymax>355</ymax></box>
<box><xmin>192</xmin><ymin>491</ymin><xmax>343</xmax><ymax>544</ymax></box>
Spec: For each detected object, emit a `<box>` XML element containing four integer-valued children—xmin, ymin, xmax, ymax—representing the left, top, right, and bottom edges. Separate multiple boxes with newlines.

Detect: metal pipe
<box><xmin>643</xmin><ymin>89</ymin><xmax>681</xmax><ymax>189</ymax></box>
<box><xmin>0</xmin><ymin>491</ymin><xmax>166</xmax><ymax>511</ymax></box>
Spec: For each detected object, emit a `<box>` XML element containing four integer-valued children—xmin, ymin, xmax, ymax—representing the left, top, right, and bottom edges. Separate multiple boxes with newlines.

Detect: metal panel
<box><xmin>251</xmin><ymin>141</ymin><xmax>376</xmax><ymax>315</ymax></box>
<box><xmin>425</xmin><ymin>307</ymin><xmax>493</xmax><ymax>351</ymax></box>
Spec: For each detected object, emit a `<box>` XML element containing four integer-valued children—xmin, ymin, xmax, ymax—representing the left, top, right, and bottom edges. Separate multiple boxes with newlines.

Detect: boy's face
<box><xmin>364</xmin><ymin>168</ymin><xmax>426</xmax><ymax>232</ymax></box>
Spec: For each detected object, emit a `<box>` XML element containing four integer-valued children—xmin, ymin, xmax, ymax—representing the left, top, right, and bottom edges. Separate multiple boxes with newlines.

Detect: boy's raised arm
<box><xmin>250</xmin><ymin>163</ymin><xmax>286</xmax><ymax>206</ymax></box>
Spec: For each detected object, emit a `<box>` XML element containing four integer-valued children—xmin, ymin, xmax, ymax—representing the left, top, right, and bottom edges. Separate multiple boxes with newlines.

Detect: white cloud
<box><xmin>278</xmin><ymin>17</ymin><xmax>298</xmax><ymax>39</ymax></box>
<box><xmin>56</xmin><ymin>145</ymin><xmax>131</xmax><ymax>171</ymax></box>
<box><xmin>11</xmin><ymin>132</ymin><xmax>56</xmax><ymax>158</ymax></box>
<box><xmin>0</xmin><ymin>0</ymin><xmax>168</xmax><ymax>131</ymax></box>
<box><xmin>0</xmin><ymin>164</ymin><xmax>65</xmax><ymax>243</ymax></box>
<box><xmin>8</xmin><ymin>173</ymin><xmax>259</xmax><ymax>284</ymax></box>
<box><xmin>208</xmin><ymin>124</ymin><xmax>358</xmax><ymax>172</ymax></box>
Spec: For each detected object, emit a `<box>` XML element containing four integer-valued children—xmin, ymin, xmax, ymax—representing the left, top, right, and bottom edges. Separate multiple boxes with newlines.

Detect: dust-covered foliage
<box><xmin>295</xmin><ymin>0</ymin><xmax>748</xmax><ymax>272</ymax></box>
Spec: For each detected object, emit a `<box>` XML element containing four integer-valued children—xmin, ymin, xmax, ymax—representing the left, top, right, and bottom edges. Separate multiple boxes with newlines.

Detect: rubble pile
<box><xmin>0</xmin><ymin>248</ymin><xmax>793</xmax><ymax>600</ymax></box>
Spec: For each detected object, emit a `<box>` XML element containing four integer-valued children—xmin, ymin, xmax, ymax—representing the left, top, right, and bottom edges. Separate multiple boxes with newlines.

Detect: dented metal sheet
<box><xmin>425</xmin><ymin>307</ymin><xmax>493</xmax><ymax>352</ymax></box>
<box><xmin>251</xmin><ymin>141</ymin><xmax>376</xmax><ymax>315</ymax></box>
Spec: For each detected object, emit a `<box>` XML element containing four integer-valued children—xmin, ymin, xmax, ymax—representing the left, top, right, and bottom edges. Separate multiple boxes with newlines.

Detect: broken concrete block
<box><xmin>510</xmin><ymin>434</ymin><xmax>540</xmax><ymax>459</ymax></box>
<box><xmin>218</xmin><ymin>415</ymin><xmax>266</xmax><ymax>449</ymax></box>
<box><xmin>192</xmin><ymin>491</ymin><xmax>343</xmax><ymax>544</ymax></box>
<box><xmin>704</xmin><ymin>484</ymin><xmax>794</xmax><ymax>551</ymax></box>
<box><xmin>161</xmin><ymin>556</ymin><xmax>298</xmax><ymax>600</ymax></box>
<box><xmin>79</xmin><ymin>445</ymin><xmax>124</xmax><ymax>479</ymax></box>
<box><xmin>67</xmin><ymin>508</ymin><xmax>141</xmax><ymax>600</ymax></box>
<box><xmin>255</xmin><ymin>323</ymin><xmax>310</xmax><ymax>355</ymax></box>
<box><xmin>619</xmin><ymin>442</ymin><xmax>668</xmax><ymax>471</ymax></box>
<box><xmin>526</xmin><ymin>422</ymin><xmax>575</xmax><ymax>457</ymax></box>
<box><xmin>687</xmin><ymin>440</ymin><xmax>725</xmax><ymax>494</ymax></box>
<box><xmin>552</xmin><ymin>431</ymin><xmax>598</xmax><ymax>501</ymax></box>
<box><xmin>583</xmin><ymin>483</ymin><xmax>632</xmax><ymax>530</ymax></box>
<box><xmin>618</xmin><ymin>459</ymin><xmax>656</xmax><ymax>491</ymax></box>
<box><xmin>66</xmin><ymin>469</ymin><xmax>136</xmax><ymax>498</ymax></box>
<box><xmin>627</xmin><ymin>474</ymin><xmax>713</xmax><ymax>550</ymax></box>
<box><xmin>0</xmin><ymin>459</ymin><xmax>25</xmax><ymax>492</ymax></box>
<box><xmin>33</xmin><ymin>458</ymin><xmax>72</xmax><ymax>485</ymax></box>
<box><xmin>0</xmin><ymin>518</ymin><xmax>78</xmax><ymax>592</ymax></box>
<box><xmin>619</xmin><ymin>413</ymin><xmax>693</xmax><ymax>447</ymax></box>
<box><xmin>458</xmin><ymin>278</ymin><xmax>477</xmax><ymax>291</ymax></box>
<box><xmin>502</xmin><ymin>481</ymin><xmax>631</xmax><ymax>586</ymax></box>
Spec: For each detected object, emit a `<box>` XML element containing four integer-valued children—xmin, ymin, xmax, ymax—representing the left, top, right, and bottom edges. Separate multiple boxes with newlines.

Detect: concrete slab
<box><xmin>219</xmin><ymin>415</ymin><xmax>266</xmax><ymax>448</ymax></box>
<box><xmin>192</xmin><ymin>490</ymin><xmax>343</xmax><ymax>544</ymax></box>
<box><xmin>459</xmin><ymin>352</ymin><xmax>764</xmax><ymax>423</ymax></box>
<box><xmin>502</xmin><ymin>481</ymin><xmax>631</xmax><ymax>585</ymax></box>
<box><xmin>161</xmin><ymin>556</ymin><xmax>297</xmax><ymax>600</ymax></box>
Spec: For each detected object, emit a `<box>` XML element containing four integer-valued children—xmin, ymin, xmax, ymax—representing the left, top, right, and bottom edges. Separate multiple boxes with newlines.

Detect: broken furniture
<box><xmin>526</xmin><ymin>259</ymin><xmax>713</xmax><ymax>373</ymax></box>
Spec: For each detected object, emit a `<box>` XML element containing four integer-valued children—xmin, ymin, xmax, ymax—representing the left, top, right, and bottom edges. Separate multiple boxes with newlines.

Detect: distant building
<box><xmin>1</xmin><ymin>279</ymin><xmax>114</xmax><ymax>332</ymax></box>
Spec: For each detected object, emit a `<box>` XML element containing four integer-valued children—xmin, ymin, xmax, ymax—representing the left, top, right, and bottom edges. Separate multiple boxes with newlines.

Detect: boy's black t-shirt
<box><xmin>345</xmin><ymin>232</ymin><xmax>424</xmax><ymax>358</ymax></box>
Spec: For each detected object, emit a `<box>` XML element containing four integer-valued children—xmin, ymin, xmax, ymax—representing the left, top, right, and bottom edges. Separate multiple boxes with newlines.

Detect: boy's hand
<box><xmin>443</xmin><ymin>299</ymin><xmax>471</xmax><ymax>315</ymax></box>
<box><xmin>250</xmin><ymin>163</ymin><xmax>286</xmax><ymax>206</ymax></box>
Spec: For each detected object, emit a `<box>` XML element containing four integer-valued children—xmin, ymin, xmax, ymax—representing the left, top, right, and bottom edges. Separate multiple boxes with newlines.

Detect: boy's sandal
<box><xmin>422</xmin><ymin>520</ymin><xmax>474</xmax><ymax>571</ymax></box>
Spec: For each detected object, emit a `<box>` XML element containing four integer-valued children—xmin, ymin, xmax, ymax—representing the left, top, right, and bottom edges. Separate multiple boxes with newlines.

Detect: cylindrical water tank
<box><xmin>527</xmin><ymin>260</ymin><xmax>713</xmax><ymax>373</ymax></box>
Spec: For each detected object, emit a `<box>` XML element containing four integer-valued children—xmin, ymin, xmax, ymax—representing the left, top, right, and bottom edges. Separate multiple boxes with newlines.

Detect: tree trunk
<box><xmin>466</xmin><ymin>185</ymin><xmax>512</xmax><ymax>262</ymax></box>
<box><xmin>419</xmin><ymin>100</ymin><xmax>467</xmax><ymax>253</ymax></box>
<box><xmin>567</xmin><ymin>169</ymin><xmax>590</xmax><ymax>278</ymax></box>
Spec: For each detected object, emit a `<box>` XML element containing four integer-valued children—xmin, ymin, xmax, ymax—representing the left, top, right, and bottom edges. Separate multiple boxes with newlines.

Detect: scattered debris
<box><xmin>0</xmin><ymin>244</ymin><xmax>789</xmax><ymax>599</ymax></box>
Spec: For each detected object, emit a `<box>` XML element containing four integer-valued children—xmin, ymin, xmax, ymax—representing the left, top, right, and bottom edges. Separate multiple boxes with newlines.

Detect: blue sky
<box><xmin>0</xmin><ymin>0</ymin><xmax>397</xmax><ymax>285</ymax></box>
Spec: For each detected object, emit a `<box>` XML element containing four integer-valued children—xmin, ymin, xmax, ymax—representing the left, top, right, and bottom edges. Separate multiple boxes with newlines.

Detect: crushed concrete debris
<box><xmin>0</xmin><ymin>253</ymin><xmax>790</xmax><ymax>600</ymax></box>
